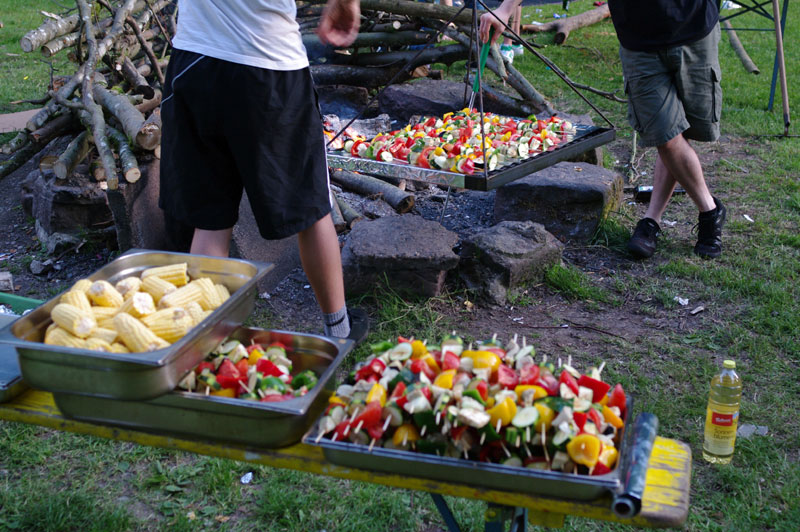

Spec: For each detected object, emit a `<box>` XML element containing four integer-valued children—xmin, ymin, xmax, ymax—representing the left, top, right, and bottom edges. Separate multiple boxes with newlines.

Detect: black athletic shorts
<box><xmin>159</xmin><ymin>49</ymin><xmax>331</xmax><ymax>240</ymax></box>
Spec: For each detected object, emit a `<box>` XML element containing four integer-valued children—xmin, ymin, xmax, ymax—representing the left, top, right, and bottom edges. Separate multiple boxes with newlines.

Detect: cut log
<box><xmin>521</xmin><ymin>4</ymin><xmax>610</xmax><ymax>45</ymax></box>
<box><xmin>39</xmin><ymin>154</ymin><xmax>59</xmax><ymax>174</ymax></box>
<box><xmin>722</xmin><ymin>20</ymin><xmax>760</xmax><ymax>75</ymax></box>
<box><xmin>358</xmin><ymin>0</ymin><xmax>480</xmax><ymax>26</ymax></box>
<box><xmin>30</xmin><ymin>111</ymin><xmax>77</xmax><ymax>144</ymax></box>
<box><xmin>336</xmin><ymin>43</ymin><xmax>468</xmax><ymax>69</ymax></box>
<box><xmin>490</xmin><ymin>41</ymin><xmax>508</xmax><ymax>80</ymax></box>
<box><xmin>40</xmin><ymin>17</ymin><xmax>114</xmax><ymax>57</ymax></box>
<box><xmin>311</xmin><ymin>64</ymin><xmax>412</xmax><ymax>89</ymax></box>
<box><xmin>107</xmin><ymin>126</ymin><xmax>141</xmax><ymax>183</ymax></box>
<box><xmin>136</xmin><ymin>107</ymin><xmax>162</xmax><ymax>151</ymax></box>
<box><xmin>0</xmin><ymin>131</ymin><xmax>29</xmax><ymax>155</ymax></box>
<box><xmin>0</xmin><ymin>140</ymin><xmax>39</xmax><ymax>180</ymax></box>
<box><xmin>91</xmin><ymin>83</ymin><xmax>147</xmax><ymax>147</ymax></box>
<box><xmin>20</xmin><ymin>13</ymin><xmax>80</xmax><ymax>52</ymax></box>
<box><xmin>54</xmin><ymin>131</ymin><xmax>90</xmax><ymax>179</ymax></box>
<box><xmin>329</xmin><ymin>189</ymin><xmax>347</xmax><ymax>232</ymax></box>
<box><xmin>304</xmin><ymin>31</ymin><xmax>435</xmax><ymax>50</ymax></box>
<box><xmin>330</xmin><ymin>169</ymin><xmax>415</xmax><ymax>213</ymax></box>
<box><xmin>120</xmin><ymin>56</ymin><xmax>156</xmax><ymax>98</ymax></box>
<box><xmin>135</xmin><ymin>89</ymin><xmax>163</xmax><ymax>114</ymax></box>
<box><xmin>335</xmin><ymin>192</ymin><xmax>364</xmax><ymax>227</ymax></box>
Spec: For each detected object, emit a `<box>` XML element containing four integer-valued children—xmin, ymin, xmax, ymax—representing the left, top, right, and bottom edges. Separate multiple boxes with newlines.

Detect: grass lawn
<box><xmin>1</xmin><ymin>1</ymin><xmax>799</xmax><ymax>531</ymax></box>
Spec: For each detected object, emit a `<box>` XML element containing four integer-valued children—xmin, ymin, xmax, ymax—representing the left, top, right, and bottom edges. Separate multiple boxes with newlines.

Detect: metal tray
<box><xmin>0</xmin><ymin>314</ymin><xmax>27</xmax><ymax>403</ymax></box>
<box><xmin>0</xmin><ymin>250</ymin><xmax>273</xmax><ymax>401</ymax></box>
<box><xmin>327</xmin><ymin>125</ymin><xmax>616</xmax><ymax>191</ymax></box>
<box><xmin>305</xmin><ymin>397</ymin><xmax>636</xmax><ymax>501</ymax></box>
<box><xmin>53</xmin><ymin>328</ymin><xmax>355</xmax><ymax>448</ymax></box>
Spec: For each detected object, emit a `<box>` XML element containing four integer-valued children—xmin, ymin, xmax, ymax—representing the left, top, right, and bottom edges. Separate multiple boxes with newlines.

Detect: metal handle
<box><xmin>612</xmin><ymin>412</ymin><xmax>659</xmax><ymax>518</ymax></box>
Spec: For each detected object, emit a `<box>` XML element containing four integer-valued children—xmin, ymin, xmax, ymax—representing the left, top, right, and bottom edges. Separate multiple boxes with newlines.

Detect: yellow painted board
<box><xmin>0</xmin><ymin>390</ymin><xmax>691</xmax><ymax>528</ymax></box>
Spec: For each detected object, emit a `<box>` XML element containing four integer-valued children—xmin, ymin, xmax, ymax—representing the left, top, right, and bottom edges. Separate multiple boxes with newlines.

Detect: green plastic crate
<box><xmin>0</xmin><ymin>293</ymin><xmax>42</xmax><ymax>314</ymax></box>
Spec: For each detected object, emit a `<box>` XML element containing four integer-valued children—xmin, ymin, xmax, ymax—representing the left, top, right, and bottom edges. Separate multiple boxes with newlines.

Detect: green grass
<box><xmin>2</xmin><ymin>0</ymin><xmax>800</xmax><ymax>531</ymax></box>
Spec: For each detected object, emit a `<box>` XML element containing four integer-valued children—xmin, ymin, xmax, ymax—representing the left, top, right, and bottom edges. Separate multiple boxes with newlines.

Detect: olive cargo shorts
<box><xmin>620</xmin><ymin>24</ymin><xmax>722</xmax><ymax>148</ymax></box>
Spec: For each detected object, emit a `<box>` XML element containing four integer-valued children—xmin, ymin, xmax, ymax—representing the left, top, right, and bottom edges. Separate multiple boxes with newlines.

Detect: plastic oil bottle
<box><xmin>703</xmin><ymin>360</ymin><xmax>742</xmax><ymax>464</ymax></box>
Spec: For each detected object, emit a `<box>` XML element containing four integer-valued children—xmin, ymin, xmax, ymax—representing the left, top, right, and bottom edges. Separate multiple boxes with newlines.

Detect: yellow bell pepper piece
<box><xmin>599</xmin><ymin>394</ymin><xmax>609</xmax><ymax>406</ymax></box>
<box><xmin>392</xmin><ymin>423</ymin><xmax>420</xmax><ymax>446</ymax></box>
<box><xmin>422</xmin><ymin>354</ymin><xmax>441</xmax><ymax>374</ymax></box>
<box><xmin>485</xmin><ymin>396</ymin><xmax>496</xmax><ymax>409</ymax></box>
<box><xmin>514</xmin><ymin>385</ymin><xmax>548</xmax><ymax>401</ymax></box>
<box><xmin>598</xmin><ymin>446</ymin><xmax>618</xmax><ymax>469</ymax></box>
<box><xmin>487</xmin><ymin>397</ymin><xmax>517</xmax><ymax>428</ymax></box>
<box><xmin>602</xmin><ymin>405</ymin><xmax>624</xmax><ymax>429</ymax></box>
<box><xmin>433</xmin><ymin>369</ymin><xmax>456</xmax><ymax>390</ymax></box>
<box><xmin>566</xmin><ymin>434</ymin><xmax>602</xmax><ymax>467</ymax></box>
<box><xmin>366</xmin><ymin>383</ymin><xmax>387</xmax><ymax>407</ymax></box>
<box><xmin>534</xmin><ymin>403</ymin><xmax>555</xmax><ymax>431</ymax></box>
<box><xmin>247</xmin><ymin>348</ymin><xmax>264</xmax><ymax>365</ymax></box>
<box><xmin>328</xmin><ymin>394</ymin><xmax>346</xmax><ymax>406</ymax></box>
<box><xmin>410</xmin><ymin>340</ymin><xmax>428</xmax><ymax>359</ymax></box>
<box><xmin>472</xmin><ymin>350</ymin><xmax>501</xmax><ymax>372</ymax></box>
<box><xmin>210</xmin><ymin>388</ymin><xmax>236</xmax><ymax>398</ymax></box>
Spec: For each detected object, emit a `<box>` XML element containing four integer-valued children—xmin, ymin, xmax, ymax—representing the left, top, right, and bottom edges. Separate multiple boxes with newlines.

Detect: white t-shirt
<box><xmin>173</xmin><ymin>0</ymin><xmax>308</xmax><ymax>70</ymax></box>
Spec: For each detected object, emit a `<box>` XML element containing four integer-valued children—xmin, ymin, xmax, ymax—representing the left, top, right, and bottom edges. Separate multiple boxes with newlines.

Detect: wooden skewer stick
<box><xmin>239</xmin><ymin>381</ymin><xmax>252</xmax><ymax>394</ymax></box>
<box><xmin>354</xmin><ymin>420</ymin><xmax>364</xmax><ymax>434</ymax></box>
<box><xmin>435</xmin><ymin>412</ymin><xmax>441</xmax><ymax>425</ymax></box>
<box><xmin>343</xmin><ymin>424</ymin><xmax>351</xmax><ymax>437</ymax></box>
<box><xmin>558</xmin><ymin>357</ymin><xmax>562</xmax><ymax>368</ymax></box>
<box><xmin>368</xmin><ymin>438</ymin><xmax>377</xmax><ymax>452</ymax></box>
<box><xmin>463</xmin><ymin>448</ymin><xmax>469</xmax><ymax>460</ymax></box>
<box><xmin>496</xmin><ymin>419</ymin><xmax>502</xmax><ymax>433</ymax></box>
<box><xmin>402</xmin><ymin>434</ymin><xmax>408</xmax><ymax>447</ymax></box>
<box><xmin>542</xmin><ymin>424</ymin><xmax>550</xmax><ymax>463</ymax></box>
<box><xmin>515</xmin><ymin>435</ymin><xmax>520</xmax><ymax>447</ymax></box>
<box><xmin>420</xmin><ymin>425</ymin><xmax>427</xmax><ymax>437</ymax></box>
<box><xmin>500</xmin><ymin>442</ymin><xmax>511</xmax><ymax>458</ymax></box>
<box><xmin>523</xmin><ymin>443</ymin><xmax>532</xmax><ymax>458</ymax></box>
<box><xmin>315</xmin><ymin>431</ymin><xmax>325</xmax><ymax>444</ymax></box>
<box><xmin>382</xmin><ymin>416</ymin><xmax>392</xmax><ymax>431</ymax></box>
<box><xmin>480</xmin><ymin>432</ymin><xmax>486</xmax><ymax>445</ymax></box>
<box><xmin>525</xmin><ymin>427</ymin><xmax>530</xmax><ymax>442</ymax></box>
<box><xmin>588</xmin><ymin>465</ymin><xmax>595</xmax><ymax>475</ymax></box>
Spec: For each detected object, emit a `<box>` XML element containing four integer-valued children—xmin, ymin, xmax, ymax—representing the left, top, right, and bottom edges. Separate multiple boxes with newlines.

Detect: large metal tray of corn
<box><xmin>0</xmin><ymin>250</ymin><xmax>272</xmax><ymax>401</ymax></box>
<box><xmin>326</xmin><ymin>124</ymin><xmax>615</xmax><ymax>191</ymax></box>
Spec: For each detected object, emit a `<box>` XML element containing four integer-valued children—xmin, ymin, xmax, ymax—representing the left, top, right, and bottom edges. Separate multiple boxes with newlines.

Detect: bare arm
<box><xmin>316</xmin><ymin>0</ymin><xmax>361</xmax><ymax>47</ymax></box>
<box><xmin>479</xmin><ymin>0</ymin><xmax>522</xmax><ymax>43</ymax></box>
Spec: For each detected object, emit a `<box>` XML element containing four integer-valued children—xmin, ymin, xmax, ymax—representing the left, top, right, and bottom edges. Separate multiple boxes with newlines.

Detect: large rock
<box><xmin>459</xmin><ymin>221</ymin><xmax>563</xmax><ymax>306</ymax></box>
<box><xmin>341</xmin><ymin>215</ymin><xmax>459</xmax><ymax>297</ymax></box>
<box><xmin>494</xmin><ymin>162</ymin><xmax>623</xmax><ymax>243</ymax></box>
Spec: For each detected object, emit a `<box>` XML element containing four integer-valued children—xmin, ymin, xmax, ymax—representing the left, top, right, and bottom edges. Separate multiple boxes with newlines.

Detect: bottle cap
<box><xmin>723</xmin><ymin>360</ymin><xmax>736</xmax><ymax>369</ymax></box>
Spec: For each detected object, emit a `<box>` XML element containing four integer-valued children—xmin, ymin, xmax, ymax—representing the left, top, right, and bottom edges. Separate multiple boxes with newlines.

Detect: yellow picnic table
<box><xmin>0</xmin><ymin>388</ymin><xmax>691</xmax><ymax>530</ymax></box>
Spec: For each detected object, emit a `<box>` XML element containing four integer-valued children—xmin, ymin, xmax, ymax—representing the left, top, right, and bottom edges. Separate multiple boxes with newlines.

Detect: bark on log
<box><xmin>0</xmin><ymin>140</ymin><xmax>39</xmax><ymax>180</ymax></box>
<box><xmin>329</xmin><ymin>189</ymin><xmax>347</xmax><ymax>232</ymax></box>
<box><xmin>490</xmin><ymin>41</ymin><xmax>508</xmax><ymax>80</ymax></box>
<box><xmin>91</xmin><ymin>83</ymin><xmax>148</xmax><ymax>147</ymax></box>
<box><xmin>304</xmin><ymin>31</ymin><xmax>434</xmax><ymax>50</ymax></box>
<box><xmin>136</xmin><ymin>107</ymin><xmax>161</xmax><ymax>151</ymax></box>
<box><xmin>722</xmin><ymin>20</ymin><xmax>760</xmax><ymax>75</ymax></box>
<box><xmin>335</xmin><ymin>192</ymin><xmax>364</xmax><ymax>227</ymax></box>
<box><xmin>330</xmin><ymin>169</ymin><xmax>415</xmax><ymax>213</ymax></box>
<box><xmin>335</xmin><ymin>43</ymin><xmax>468</xmax><ymax>69</ymax></box>
<box><xmin>358</xmin><ymin>0</ymin><xmax>481</xmax><ymax>26</ymax></box>
<box><xmin>522</xmin><ymin>4</ymin><xmax>610</xmax><ymax>45</ymax></box>
<box><xmin>30</xmin><ymin>111</ymin><xmax>77</xmax><ymax>144</ymax></box>
<box><xmin>107</xmin><ymin>126</ymin><xmax>141</xmax><ymax>183</ymax></box>
<box><xmin>311</xmin><ymin>64</ymin><xmax>412</xmax><ymax>88</ymax></box>
<box><xmin>0</xmin><ymin>131</ymin><xmax>28</xmax><ymax>155</ymax></box>
<box><xmin>54</xmin><ymin>131</ymin><xmax>90</xmax><ymax>179</ymax></box>
<box><xmin>39</xmin><ymin>155</ymin><xmax>59</xmax><ymax>174</ymax></box>
<box><xmin>20</xmin><ymin>13</ymin><xmax>80</xmax><ymax>52</ymax></box>
<box><xmin>120</xmin><ymin>56</ymin><xmax>156</xmax><ymax>98</ymax></box>
<box><xmin>41</xmin><ymin>17</ymin><xmax>114</xmax><ymax>57</ymax></box>
<box><xmin>135</xmin><ymin>89</ymin><xmax>162</xmax><ymax>113</ymax></box>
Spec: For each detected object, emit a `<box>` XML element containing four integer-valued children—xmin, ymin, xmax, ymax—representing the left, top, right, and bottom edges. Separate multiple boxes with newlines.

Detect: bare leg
<box><xmin>297</xmin><ymin>213</ymin><xmax>345</xmax><ymax>314</ymax></box>
<box><xmin>645</xmin><ymin>134</ymin><xmax>715</xmax><ymax>223</ymax></box>
<box><xmin>191</xmin><ymin>228</ymin><xmax>234</xmax><ymax>257</ymax></box>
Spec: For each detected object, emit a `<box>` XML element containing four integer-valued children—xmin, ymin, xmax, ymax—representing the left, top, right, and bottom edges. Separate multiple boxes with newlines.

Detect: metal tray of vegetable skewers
<box><xmin>0</xmin><ymin>314</ymin><xmax>27</xmax><ymax>403</ymax></box>
<box><xmin>327</xmin><ymin>124</ymin><xmax>615</xmax><ymax>191</ymax></box>
<box><xmin>306</xmin><ymin>395</ymin><xmax>637</xmax><ymax>501</ymax></box>
<box><xmin>53</xmin><ymin>327</ymin><xmax>355</xmax><ymax>448</ymax></box>
<box><xmin>0</xmin><ymin>250</ymin><xmax>273</xmax><ymax>400</ymax></box>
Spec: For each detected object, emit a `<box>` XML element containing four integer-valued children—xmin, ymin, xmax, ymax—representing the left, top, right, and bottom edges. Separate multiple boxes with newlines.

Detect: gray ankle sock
<box><xmin>323</xmin><ymin>305</ymin><xmax>350</xmax><ymax>338</ymax></box>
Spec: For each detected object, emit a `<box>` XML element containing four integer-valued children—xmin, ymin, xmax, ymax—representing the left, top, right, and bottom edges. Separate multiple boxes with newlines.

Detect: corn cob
<box><xmin>184</xmin><ymin>301</ymin><xmax>205</xmax><ymax>324</ymax></box>
<box><xmin>89</xmin><ymin>327</ymin><xmax>118</xmax><ymax>344</ymax></box>
<box><xmin>215</xmin><ymin>283</ymin><xmax>231</xmax><ymax>304</ymax></box>
<box><xmin>192</xmin><ymin>278</ymin><xmax>223</xmax><ymax>310</ymax></box>
<box><xmin>141</xmin><ymin>275</ymin><xmax>176</xmax><ymax>303</ymax></box>
<box><xmin>51</xmin><ymin>303</ymin><xmax>96</xmax><ymax>338</ymax></box>
<box><xmin>113</xmin><ymin>313</ymin><xmax>170</xmax><ymax>352</ymax></box>
<box><xmin>115</xmin><ymin>277</ymin><xmax>142</xmax><ymax>299</ymax></box>
<box><xmin>141</xmin><ymin>307</ymin><xmax>194</xmax><ymax>343</ymax></box>
<box><xmin>116</xmin><ymin>291</ymin><xmax>156</xmax><ymax>318</ymax></box>
<box><xmin>157</xmin><ymin>282</ymin><xmax>203</xmax><ymax>309</ymax></box>
<box><xmin>44</xmin><ymin>326</ymin><xmax>86</xmax><ymax>348</ymax></box>
<box><xmin>109</xmin><ymin>343</ymin><xmax>130</xmax><ymax>353</ymax></box>
<box><xmin>85</xmin><ymin>338</ymin><xmax>113</xmax><ymax>352</ymax></box>
<box><xmin>140</xmin><ymin>262</ymin><xmax>189</xmax><ymax>287</ymax></box>
<box><xmin>69</xmin><ymin>278</ymin><xmax>93</xmax><ymax>293</ymax></box>
<box><xmin>44</xmin><ymin>321</ymin><xmax>59</xmax><ymax>338</ymax></box>
<box><xmin>60</xmin><ymin>290</ymin><xmax>92</xmax><ymax>313</ymax></box>
<box><xmin>87</xmin><ymin>280</ymin><xmax>124</xmax><ymax>308</ymax></box>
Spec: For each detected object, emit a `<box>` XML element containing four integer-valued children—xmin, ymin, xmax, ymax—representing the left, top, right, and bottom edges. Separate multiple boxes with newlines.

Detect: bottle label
<box><xmin>711</xmin><ymin>412</ymin><xmax>735</xmax><ymax>426</ymax></box>
<box><xmin>704</xmin><ymin>408</ymin><xmax>739</xmax><ymax>456</ymax></box>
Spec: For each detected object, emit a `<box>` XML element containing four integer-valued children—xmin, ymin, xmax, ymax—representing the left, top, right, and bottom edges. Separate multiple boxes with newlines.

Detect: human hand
<box><xmin>317</xmin><ymin>0</ymin><xmax>361</xmax><ymax>47</ymax></box>
<box><xmin>479</xmin><ymin>1</ymin><xmax>516</xmax><ymax>43</ymax></box>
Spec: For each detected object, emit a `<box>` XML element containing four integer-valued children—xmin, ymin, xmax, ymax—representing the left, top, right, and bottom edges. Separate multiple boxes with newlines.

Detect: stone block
<box><xmin>459</xmin><ymin>221</ymin><xmax>563</xmax><ymax>305</ymax></box>
<box><xmin>494</xmin><ymin>162</ymin><xmax>623</xmax><ymax>243</ymax></box>
<box><xmin>341</xmin><ymin>215</ymin><xmax>459</xmax><ymax>297</ymax></box>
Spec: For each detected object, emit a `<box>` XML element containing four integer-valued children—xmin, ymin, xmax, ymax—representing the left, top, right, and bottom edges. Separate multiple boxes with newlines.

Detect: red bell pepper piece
<box><xmin>591</xmin><ymin>462</ymin><xmax>612</xmax><ymax>476</ymax></box>
<box><xmin>245</xmin><ymin>343</ymin><xmax>264</xmax><ymax>354</ymax></box>
<box><xmin>333</xmin><ymin>420</ymin><xmax>351</xmax><ymax>441</ymax></box>
<box><xmin>409</xmin><ymin>359</ymin><xmax>435</xmax><ymax>381</ymax></box>
<box><xmin>367</xmin><ymin>423</ymin><xmax>385</xmax><ymax>441</ymax></box>
<box><xmin>536</xmin><ymin>373</ymin><xmax>559</xmax><ymax>396</ymax></box>
<box><xmin>577</xmin><ymin>375</ymin><xmax>611</xmax><ymax>403</ymax></box>
<box><xmin>397</xmin><ymin>336</ymin><xmax>412</xmax><ymax>343</ymax></box>
<box><xmin>475</xmin><ymin>379</ymin><xmax>489</xmax><ymax>402</ymax></box>
<box><xmin>389</xmin><ymin>381</ymin><xmax>407</xmax><ymax>402</ymax></box>
<box><xmin>587</xmin><ymin>407</ymin><xmax>604</xmax><ymax>430</ymax></box>
<box><xmin>559</xmin><ymin>370</ymin><xmax>580</xmax><ymax>395</ymax></box>
<box><xmin>195</xmin><ymin>361</ymin><xmax>215</xmax><ymax>375</ymax></box>
<box><xmin>256</xmin><ymin>358</ymin><xmax>283</xmax><ymax>377</ymax></box>
<box><xmin>496</xmin><ymin>364</ymin><xmax>518</xmax><ymax>390</ymax></box>
<box><xmin>423</xmin><ymin>116</ymin><xmax>437</xmax><ymax>128</ymax></box>
<box><xmin>573</xmin><ymin>411</ymin><xmax>587</xmax><ymax>431</ymax></box>
<box><xmin>368</xmin><ymin>358</ymin><xmax>387</xmax><ymax>376</ymax></box>
<box><xmin>217</xmin><ymin>359</ymin><xmax>238</xmax><ymax>377</ymax></box>
<box><xmin>518</xmin><ymin>365</ymin><xmax>540</xmax><ymax>386</ymax></box>
<box><xmin>235</xmin><ymin>358</ymin><xmax>250</xmax><ymax>376</ymax></box>
<box><xmin>353</xmin><ymin>400</ymin><xmax>382</xmax><ymax>429</ymax></box>
<box><xmin>419</xmin><ymin>385</ymin><xmax>432</xmax><ymax>403</ymax></box>
<box><xmin>217</xmin><ymin>374</ymin><xmax>244</xmax><ymax>389</ymax></box>
<box><xmin>608</xmin><ymin>383</ymin><xmax>627</xmax><ymax>412</ymax></box>
<box><xmin>350</xmin><ymin>139</ymin><xmax>364</xmax><ymax>157</ymax></box>
<box><xmin>442</xmin><ymin>351</ymin><xmax>460</xmax><ymax>371</ymax></box>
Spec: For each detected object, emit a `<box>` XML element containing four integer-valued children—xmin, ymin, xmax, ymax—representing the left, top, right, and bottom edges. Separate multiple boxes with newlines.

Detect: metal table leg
<box><xmin>430</xmin><ymin>493</ymin><xmax>462</xmax><ymax>532</ymax></box>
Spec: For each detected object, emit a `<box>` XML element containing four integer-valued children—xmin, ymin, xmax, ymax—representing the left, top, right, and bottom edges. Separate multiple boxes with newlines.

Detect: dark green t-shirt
<box><xmin>608</xmin><ymin>0</ymin><xmax>720</xmax><ymax>51</ymax></box>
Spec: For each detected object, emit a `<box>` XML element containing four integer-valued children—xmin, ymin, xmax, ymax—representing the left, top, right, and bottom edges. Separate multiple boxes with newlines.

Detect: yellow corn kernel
<box><xmin>115</xmin><ymin>277</ymin><xmax>142</xmax><ymax>299</ymax></box>
<box><xmin>51</xmin><ymin>303</ymin><xmax>96</xmax><ymax>338</ymax></box>
<box><xmin>45</xmin><ymin>321</ymin><xmax>59</xmax><ymax>338</ymax></box>
<box><xmin>142</xmin><ymin>308</ymin><xmax>194</xmax><ymax>343</ymax></box>
<box><xmin>87</xmin><ymin>280</ymin><xmax>124</xmax><ymax>308</ymax></box>
<box><xmin>191</xmin><ymin>278</ymin><xmax>223</xmax><ymax>310</ymax></box>
<box><xmin>184</xmin><ymin>301</ymin><xmax>205</xmax><ymax>324</ymax></box>
<box><xmin>69</xmin><ymin>278</ymin><xmax>93</xmax><ymax>293</ymax></box>
<box><xmin>113</xmin><ymin>313</ymin><xmax>170</xmax><ymax>352</ymax></box>
<box><xmin>85</xmin><ymin>338</ymin><xmax>113</xmax><ymax>352</ymax></box>
<box><xmin>141</xmin><ymin>275</ymin><xmax>176</xmax><ymax>303</ymax></box>
<box><xmin>60</xmin><ymin>290</ymin><xmax>92</xmax><ymax>313</ymax></box>
<box><xmin>92</xmin><ymin>306</ymin><xmax>117</xmax><ymax>321</ymax></box>
<box><xmin>109</xmin><ymin>342</ymin><xmax>130</xmax><ymax>353</ymax></box>
<box><xmin>215</xmin><ymin>284</ymin><xmax>230</xmax><ymax>304</ymax></box>
<box><xmin>116</xmin><ymin>291</ymin><xmax>156</xmax><ymax>318</ymax></box>
<box><xmin>44</xmin><ymin>326</ymin><xmax>86</xmax><ymax>348</ymax></box>
<box><xmin>89</xmin><ymin>327</ymin><xmax>118</xmax><ymax>344</ymax></box>
<box><xmin>140</xmin><ymin>262</ymin><xmax>189</xmax><ymax>287</ymax></box>
<box><xmin>157</xmin><ymin>282</ymin><xmax>202</xmax><ymax>309</ymax></box>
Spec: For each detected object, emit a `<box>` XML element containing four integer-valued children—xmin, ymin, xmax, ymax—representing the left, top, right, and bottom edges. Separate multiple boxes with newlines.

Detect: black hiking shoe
<box><xmin>627</xmin><ymin>218</ymin><xmax>661</xmax><ymax>259</ymax></box>
<box><xmin>346</xmin><ymin>308</ymin><xmax>369</xmax><ymax>346</ymax></box>
<box><xmin>694</xmin><ymin>197</ymin><xmax>726</xmax><ymax>259</ymax></box>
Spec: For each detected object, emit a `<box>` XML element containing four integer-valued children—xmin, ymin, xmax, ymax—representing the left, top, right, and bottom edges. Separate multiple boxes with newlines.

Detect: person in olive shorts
<box><xmin>159</xmin><ymin>0</ymin><xmax>367</xmax><ymax>340</ymax></box>
<box><xmin>608</xmin><ymin>0</ymin><xmax>727</xmax><ymax>259</ymax></box>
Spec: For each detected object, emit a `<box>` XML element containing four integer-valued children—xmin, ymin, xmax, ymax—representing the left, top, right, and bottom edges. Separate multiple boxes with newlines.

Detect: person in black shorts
<box><xmin>159</xmin><ymin>0</ymin><xmax>368</xmax><ymax>341</ymax></box>
<box><xmin>608</xmin><ymin>0</ymin><xmax>727</xmax><ymax>259</ymax></box>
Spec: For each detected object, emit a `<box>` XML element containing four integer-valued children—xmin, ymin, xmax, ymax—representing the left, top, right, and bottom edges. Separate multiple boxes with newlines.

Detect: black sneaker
<box><xmin>346</xmin><ymin>308</ymin><xmax>369</xmax><ymax>346</ymax></box>
<box><xmin>694</xmin><ymin>197</ymin><xmax>726</xmax><ymax>259</ymax></box>
<box><xmin>627</xmin><ymin>218</ymin><xmax>661</xmax><ymax>258</ymax></box>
